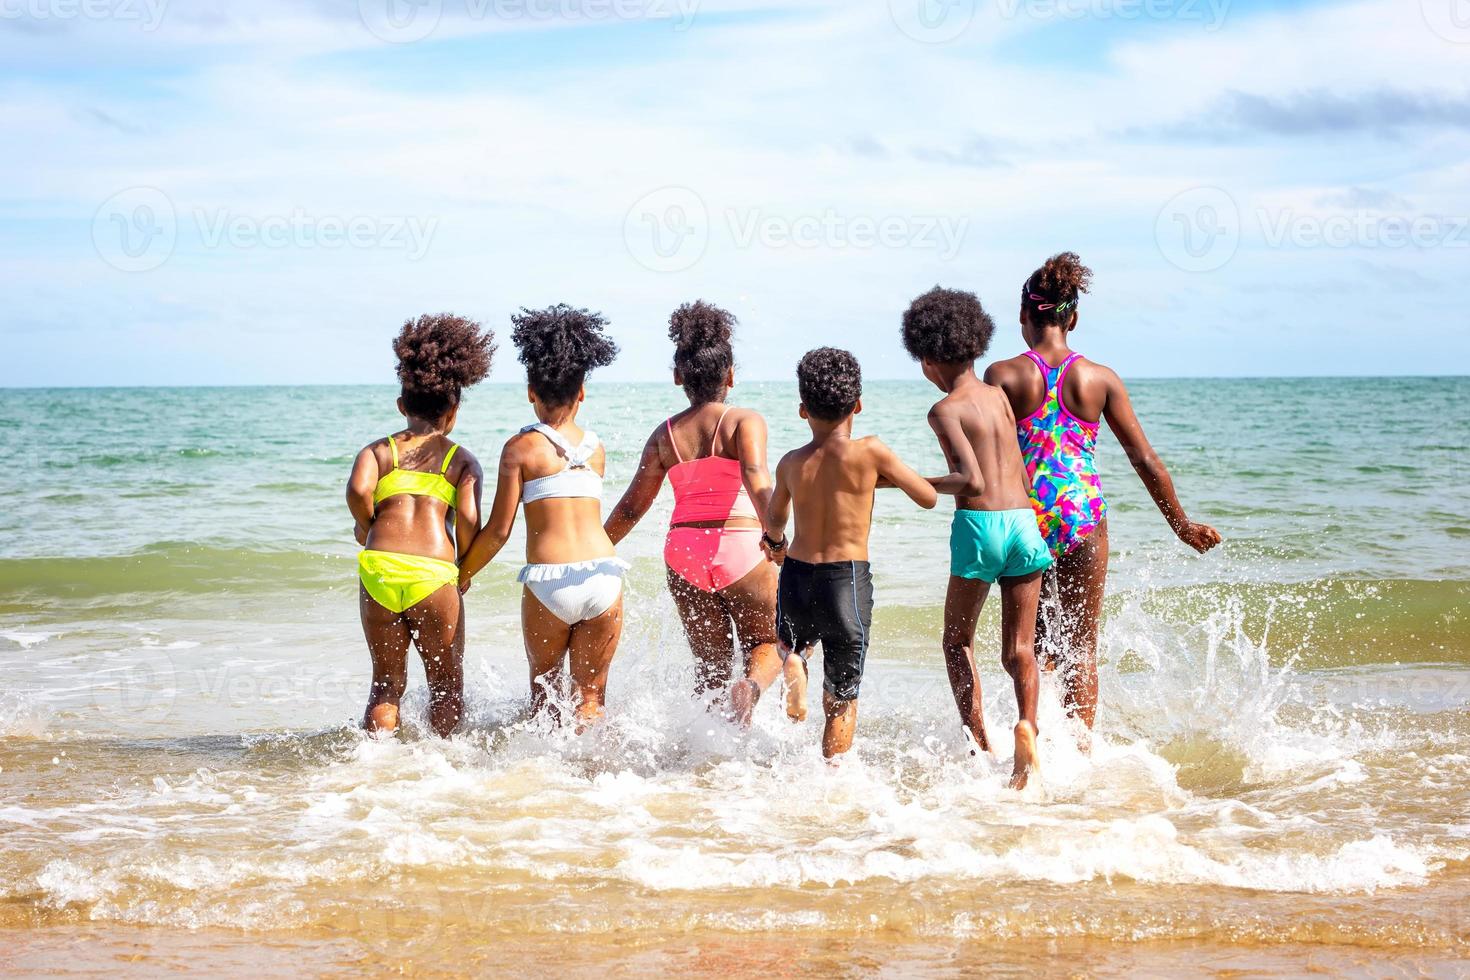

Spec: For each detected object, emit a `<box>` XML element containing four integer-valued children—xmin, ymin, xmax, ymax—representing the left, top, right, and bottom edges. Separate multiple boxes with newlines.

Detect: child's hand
<box><xmin>1177</xmin><ymin>521</ymin><xmax>1222</xmax><ymax>553</ymax></box>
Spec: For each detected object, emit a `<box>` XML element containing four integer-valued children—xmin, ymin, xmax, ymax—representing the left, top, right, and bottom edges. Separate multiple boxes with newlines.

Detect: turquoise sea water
<box><xmin>1</xmin><ymin>378</ymin><xmax>1468</xmax><ymax>967</ymax></box>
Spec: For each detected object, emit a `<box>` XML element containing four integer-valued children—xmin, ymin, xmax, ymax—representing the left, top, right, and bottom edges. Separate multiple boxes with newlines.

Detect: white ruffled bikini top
<box><xmin>520</xmin><ymin>423</ymin><xmax>604</xmax><ymax>503</ymax></box>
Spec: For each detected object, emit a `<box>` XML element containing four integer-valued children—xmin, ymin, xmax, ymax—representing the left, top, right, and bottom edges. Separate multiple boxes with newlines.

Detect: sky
<box><xmin>2</xmin><ymin>0</ymin><xmax>1468</xmax><ymax>387</ymax></box>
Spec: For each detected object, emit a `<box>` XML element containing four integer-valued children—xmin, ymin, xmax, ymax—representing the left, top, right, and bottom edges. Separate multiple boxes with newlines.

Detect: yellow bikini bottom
<box><xmin>358</xmin><ymin>550</ymin><xmax>459</xmax><ymax>613</ymax></box>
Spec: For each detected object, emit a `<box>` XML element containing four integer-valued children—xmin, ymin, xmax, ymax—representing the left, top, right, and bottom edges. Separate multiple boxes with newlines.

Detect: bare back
<box><xmin>986</xmin><ymin>351</ymin><xmax>1111</xmax><ymax>424</ymax></box>
<box><xmin>513</xmin><ymin>426</ymin><xmax>616</xmax><ymax>565</ymax></box>
<box><xmin>780</xmin><ymin>435</ymin><xmax>883</xmax><ymax>564</ymax></box>
<box><xmin>931</xmin><ymin>382</ymin><xmax>1033</xmax><ymax>512</ymax></box>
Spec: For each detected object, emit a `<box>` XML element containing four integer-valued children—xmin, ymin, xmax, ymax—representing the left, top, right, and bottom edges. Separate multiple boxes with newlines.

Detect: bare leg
<box><xmin>781</xmin><ymin>648</ymin><xmax>810</xmax><ymax>722</ymax></box>
<box><xmin>1053</xmin><ymin>520</ymin><xmax>1108</xmax><ymax>730</ymax></box>
<box><xmin>998</xmin><ymin>570</ymin><xmax>1044</xmax><ymax>788</ymax></box>
<box><xmin>568</xmin><ymin>594</ymin><xmax>624</xmax><ymax>730</ymax></box>
<box><xmin>522</xmin><ymin>588</ymin><xmax>573</xmax><ymax>722</ymax></box>
<box><xmin>821</xmin><ymin>691</ymin><xmax>858</xmax><ymax>761</ymax></box>
<box><xmin>402</xmin><ymin>583</ymin><xmax>465</xmax><ymax>738</ymax></box>
<box><xmin>942</xmin><ymin>575</ymin><xmax>993</xmax><ymax>754</ymax></box>
<box><xmin>666</xmin><ymin>566</ymin><xmax>736</xmax><ymax>697</ymax></box>
<box><xmin>722</xmin><ymin>559</ymin><xmax>782</xmax><ymax>726</ymax></box>
<box><xmin>359</xmin><ymin>584</ymin><xmax>411</xmax><ymax>735</ymax></box>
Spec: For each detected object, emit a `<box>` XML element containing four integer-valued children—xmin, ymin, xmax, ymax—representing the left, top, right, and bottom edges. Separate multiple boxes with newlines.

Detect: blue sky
<box><xmin>2</xmin><ymin>0</ymin><xmax>1468</xmax><ymax>386</ymax></box>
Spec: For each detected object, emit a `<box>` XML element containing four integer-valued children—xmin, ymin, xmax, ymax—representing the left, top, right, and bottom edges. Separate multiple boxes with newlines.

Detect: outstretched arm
<box><xmin>762</xmin><ymin>453</ymin><xmax>793</xmax><ymax>562</ymax></box>
<box><xmin>604</xmin><ymin>427</ymin><xmax>668</xmax><ymax>545</ymax></box>
<box><xmin>346</xmin><ymin>445</ymin><xmax>378</xmax><ymax>546</ymax></box>
<box><xmin>453</xmin><ymin>452</ymin><xmax>485</xmax><ymax>563</ymax></box>
<box><xmin>874</xmin><ymin>439</ymin><xmax>938</xmax><ymax>510</ymax></box>
<box><xmin>1101</xmin><ymin>372</ymin><xmax>1221</xmax><ymax>553</ymax></box>
<box><xmin>458</xmin><ymin>440</ymin><xmax>523</xmax><ymax>588</ymax></box>
<box><xmin>733</xmin><ymin>412</ymin><xmax>776</xmax><ymax>518</ymax></box>
<box><xmin>925</xmin><ymin>406</ymin><xmax>984</xmax><ymax>497</ymax></box>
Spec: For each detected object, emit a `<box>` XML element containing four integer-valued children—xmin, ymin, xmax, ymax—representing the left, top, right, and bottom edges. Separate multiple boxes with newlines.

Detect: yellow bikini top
<box><xmin>373</xmin><ymin>436</ymin><xmax>460</xmax><ymax>508</ymax></box>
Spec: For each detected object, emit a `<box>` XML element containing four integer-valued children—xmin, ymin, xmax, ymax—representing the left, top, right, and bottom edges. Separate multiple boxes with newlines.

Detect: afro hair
<box><xmin>511</xmin><ymin>303</ymin><xmax>619</xmax><ymax>406</ymax></box>
<box><xmin>900</xmin><ymin>286</ymin><xmax>994</xmax><ymax>364</ymax></box>
<box><xmin>797</xmin><ymin>347</ymin><xmax>862</xmax><ymax>422</ymax></box>
<box><xmin>392</xmin><ymin>312</ymin><xmax>496</xmax><ymax>419</ymax></box>
<box><xmin>668</xmin><ymin>300</ymin><xmax>736</xmax><ymax>404</ymax></box>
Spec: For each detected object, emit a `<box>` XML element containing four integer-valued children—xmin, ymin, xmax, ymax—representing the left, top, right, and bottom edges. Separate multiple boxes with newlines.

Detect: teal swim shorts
<box><xmin>949</xmin><ymin>508</ymin><xmax>1054</xmax><ymax>583</ymax></box>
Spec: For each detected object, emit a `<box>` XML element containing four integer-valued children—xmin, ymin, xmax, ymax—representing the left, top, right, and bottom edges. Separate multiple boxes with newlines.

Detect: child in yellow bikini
<box><xmin>346</xmin><ymin>313</ymin><xmax>495</xmax><ymax>737</ymax></box>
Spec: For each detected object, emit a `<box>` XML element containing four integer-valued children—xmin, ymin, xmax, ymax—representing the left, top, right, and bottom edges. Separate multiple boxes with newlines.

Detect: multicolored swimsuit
<box><xmin>1016</xmin><ymin>351</ymin><xmax>1106</xmax><ymax>557</ymax></box>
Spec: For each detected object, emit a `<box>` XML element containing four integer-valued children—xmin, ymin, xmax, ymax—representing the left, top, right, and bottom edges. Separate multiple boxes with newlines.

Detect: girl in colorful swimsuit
<box><xmin>605</xmin><ymin>302</ymin><xmax>782</xmax><ymax>725</ymax></box>
<box><xmin>458</xmin><ymin>305</ymin><xmax>623</xmax><ymax>729</ymax></box>
<box><xmin>985</xmin><ymin>253</ymin><xmax>1221</xmax><ymax>730</ymax></box>
<box><xmin>346</xmin><ymin>313</ymin><xmax>495</xmax><ymax>738</ymax></box>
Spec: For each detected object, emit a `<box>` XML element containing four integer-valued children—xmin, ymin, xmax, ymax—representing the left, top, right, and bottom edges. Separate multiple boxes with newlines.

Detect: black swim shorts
<box><xmin>776</xmin><ymin>557</ymin><xmax>874</xmax><ymax>701</ymax></box>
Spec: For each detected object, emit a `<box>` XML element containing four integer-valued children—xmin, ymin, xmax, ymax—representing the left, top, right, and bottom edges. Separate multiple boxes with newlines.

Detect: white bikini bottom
<box><xmin>519</xmin><ymin>558</ymin><xmax>630</xmax><ymax>625</ymax></box>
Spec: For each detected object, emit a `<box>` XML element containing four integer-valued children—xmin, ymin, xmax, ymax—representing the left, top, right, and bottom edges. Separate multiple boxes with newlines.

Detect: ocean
<box><xmin>2</xmin><ymin>378</ymin><xmax>1468</xmax><ymax>976</ymax></box>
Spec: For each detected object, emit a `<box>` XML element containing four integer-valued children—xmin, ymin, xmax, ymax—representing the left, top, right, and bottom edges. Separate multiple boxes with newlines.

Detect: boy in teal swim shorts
<box><xmin>902</xmin><ymin>287</ymin><xmax>1052</xmax><ymax>789</ymax></box>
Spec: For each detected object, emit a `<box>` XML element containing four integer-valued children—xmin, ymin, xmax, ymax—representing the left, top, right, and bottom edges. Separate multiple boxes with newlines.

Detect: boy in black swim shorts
<box><xmin>761</xmin><ymin>348</ymin><xmax>937</xmax><ymax>760</ymax></box>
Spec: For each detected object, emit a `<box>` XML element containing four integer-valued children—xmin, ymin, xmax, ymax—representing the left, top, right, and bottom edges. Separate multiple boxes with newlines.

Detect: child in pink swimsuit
<box><xmin>605</xmin><ymin>301</ymin><xmax>782</xmax><ymax>723</ymax></box>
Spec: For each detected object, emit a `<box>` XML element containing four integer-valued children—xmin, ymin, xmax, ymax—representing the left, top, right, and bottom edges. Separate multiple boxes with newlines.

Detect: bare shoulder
<box><xmin>855</xmin><ymin>434</ymin><xmax>893</xmax><ymax>461</ymax></box>
<box><xmin>1073</xmin><ymin>356</ymin><xmax>1123</xmax><ymax>389</ymax></box>
<box><xmin>927</xmin><ymin>394</ymin><xmax>963</xmax><ymax>419</ymax></box>
<box><xmin>451</xmin><ymin>445</ymin><xmax>483</xmax><ymax>474</ymax></box>
<box><xmin>730</xmin><ymin>405</ymin><xmax>767</xmax><ymax>431</ymax></box>
<box><xmin>500</xmin><ymin>430</ymin><xmax>539</xmax><ymax>466</ymax></box>
<box><xmin>984</xmin><ymin>354</ymin><xmax>1031</xmax><ymax>384</ymax></box>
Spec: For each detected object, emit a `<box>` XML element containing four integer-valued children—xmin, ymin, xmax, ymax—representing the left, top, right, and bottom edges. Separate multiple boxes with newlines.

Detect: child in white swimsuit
<box><xmin>458</xmin><ymin>304</ymin><xmax>624</xmax><ymax>728</ymax></box>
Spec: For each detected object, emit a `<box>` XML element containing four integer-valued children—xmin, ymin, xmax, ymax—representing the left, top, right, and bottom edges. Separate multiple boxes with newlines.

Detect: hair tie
<box><xmin>1024</xmin><ymin>278</ymin><xmax>1076</xmax><ymax>314</ymax></box>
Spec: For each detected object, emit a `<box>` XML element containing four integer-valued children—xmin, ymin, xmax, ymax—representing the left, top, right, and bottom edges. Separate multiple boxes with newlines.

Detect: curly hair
<box><xmin>668</xmin><ymin>300</ymin><xmax>735</xmax><ymax>404</ymax></box>
<box><xmin>392</xmin><ymin>312</ymin><xmax>496</xmax><ymax>419</ymax></box>
<box><xmin>510</xmin><ymin>303</ymin><xmax>619</xmax><ymax>406</ymax></box>
<box><xmin>1022</xmin><ymin>251</ymin><xmax>1093</xmax><ymax>327</ymax></box>
<box><xmin>900</xmin><ymin>286</ymin><xmax>994</xmax><ymax>364</ymax></box>
<box><xmin>797</xmin><ymin>347</ymin><xmax>862</xmax><ymax>422</ymax></box>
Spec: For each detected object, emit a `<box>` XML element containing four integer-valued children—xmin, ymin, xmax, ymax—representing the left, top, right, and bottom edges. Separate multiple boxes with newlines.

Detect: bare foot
<box><xmin>782</xmin><ymin>655</ymin><xmax>808</xmax><ymax>722</ymax></box>
<box><xmin>1009</xmin><ymin>720</ymin><xmax>1039</xmax><ymax>791</ymax></box>
<box><xmin>728</xmin><ymin>678</ymin><xmax>760</xmax><ymax>728</ymax></box>
<box><xmin>573</xmin><ymin>699</ymin><xmax>604</xmax><ymax>735</ymax></box>
<box><xmin>365</xmin><ymin>703</ymin><xmax>399</xmax><ymax>736</ymax></box>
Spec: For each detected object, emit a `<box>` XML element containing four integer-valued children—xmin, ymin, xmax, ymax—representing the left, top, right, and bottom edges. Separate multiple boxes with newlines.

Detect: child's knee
<box><xmin>1001</xmin><ymin>643</ymin><xmax>1037</xmax><ymax>677</ymax></box>
<box><xmin>822</xmin><ymin>691</ymin><xmax>856</xmax><ymax>718</ymax></box>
